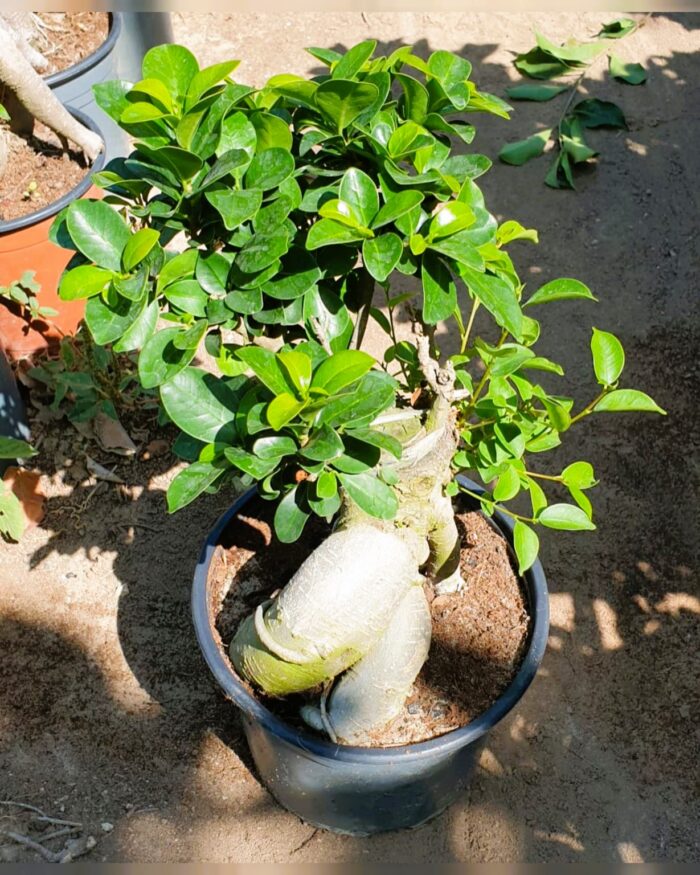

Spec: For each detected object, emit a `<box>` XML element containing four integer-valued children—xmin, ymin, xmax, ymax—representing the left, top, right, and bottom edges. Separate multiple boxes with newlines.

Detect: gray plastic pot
<box><xmin>45</xmin><ymin>11</ymin><xmax>174</xmax><ymax>158</ymax></box>
<box><xmin>192</xmin><ymin>477</ymin><xmax>549</xmax><ymax>835</ymax></box>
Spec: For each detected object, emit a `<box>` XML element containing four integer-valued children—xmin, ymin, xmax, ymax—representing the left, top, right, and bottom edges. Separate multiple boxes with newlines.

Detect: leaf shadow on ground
<box><xmin>1</xmin><ymin>17</ymin><xmax>698</xmax><ymax>863</ymax></box>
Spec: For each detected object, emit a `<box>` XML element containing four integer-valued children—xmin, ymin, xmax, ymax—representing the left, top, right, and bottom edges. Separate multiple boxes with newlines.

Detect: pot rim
<box><xmin>192</xmin><ymin>474</ymin><xmax>549</xmax><ymax>765</ymax></box>
<box><xmin>0</xmin><ymin>107</ymin><xmax>106</xmax><ymax>236</ymax></box>
<box><xmin>44</xmin><ymin>12</ymin><xmax>122</xmax><ymax>89</ymax></box>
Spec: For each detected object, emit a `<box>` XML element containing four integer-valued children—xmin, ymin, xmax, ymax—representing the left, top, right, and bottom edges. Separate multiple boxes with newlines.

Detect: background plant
<box><xmin>51</xmin><ymin>41</ymin><xmax>664</xmax><ymax>743</ymax></box>
<box><xmin>0</xmin><ymin>436</ymin><xmax>37</xmax><ymax>541</ymax></box>
<box><xmin>499</xmin><ymin>16</ymin><xmax>650</xmax><ymax>188</ymax></box>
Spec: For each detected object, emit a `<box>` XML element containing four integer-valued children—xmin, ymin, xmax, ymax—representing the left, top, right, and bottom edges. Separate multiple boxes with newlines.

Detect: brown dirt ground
<box><xmin>1</xmin><ymin>11</ymin><xmax>698</xmax><ymax>864</ymax></box>
<box><xmin>35</xmin><ymin>13</ymin><xmax>110</xmax><ymax>75</ymax></box>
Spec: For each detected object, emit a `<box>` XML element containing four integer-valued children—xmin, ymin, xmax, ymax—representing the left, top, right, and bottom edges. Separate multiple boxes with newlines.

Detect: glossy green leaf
<box><xmin>236</xmin><ymin>346</ymin><xmax>292</xmax><ymax>394</ymax></box>
<box><xmin>345</xmin><ymin>428</ymin><xmax>402</xmax><ymax>459</ymax></box>
<box><xmin>205</xmin><ymin>188</ymin><xmax>262</xmax><ymax>231</ymax></box>
<box><xmin>0</xmin><ymin>489</ymin><xmax>26</xmax><ymax>541</ymax></box>
<box><xmin>493</xmin><ymin>466</ymin><xmax>521</xmax><ymax>501</ymax></box>
<box><xmin>250</xmin><ymin>112</ymin><xmax>293</xmax><ymax>152</ymax></box>
<box><xmin>244</xmin><ymin>148</ymin><xmax>294</xmax><ymax>190</ymax></box>
<box><xmin>337</xmin><ymin>471</ymin><xmax>398</xmax><ymax>520</ymax></box>
<box><xmin>459</xmin><ymin>265</ymin><xmax>523</xmax><ymax>339</ymax></box>
<box><xmin>122</xmin><ymin>228</ymin><xmax>159</xmax><ymax>272</ymax></box>
<box><xmin>311</xmin><ymin>350</ymin><xmax>375</xmax><ymax>394</ymax></box>
<box><xmin>513</xmin><ymin>47</ymin><xmax>573</xmax><ymax>80</ymax></box>
<box><xmin>609</xmin><ymin>54</ymin><xmax>647</xmax><ymax>85</ymax></box>
<box><xmin>599</xmin><ymin>18</ymin><xmax>637</xmax><ymax>39</ymax></box>
<box><xmin>224</xmin><ymin>446</ymin><xmax>277</xmax><ymax>479</ymax></box>
<box><xmin>217</xmin><ymin>111</ymin><xmax>257</xmax><ymax>159</ymax></box>
<box><xmin>58</xmin><ymin>265</ymin><xmax>112</xmax><ymax>301</ymax></box>
<box><xmin>274</xmin><ymin>486</ymin><xmax>310</xmax><ymax>543</ymax></box>
<box><xmin>332</xmin><ymin>40</ymin><xmax>376</xmax><ymax>79</ymax></box>
<box><xmin>362</xmin><ymin>234</ymin><xmax>403</xmax><ymax>282</ymax></box>
<box><xmin>113</xmin><ymin>299</ymin><xmax>159</xmax><ymax>352</ymax></box>
<box><xmin>316</xmin><ymin>471</ymin><xmax>338</xmax><ymax>499</ymax></box>
<box><xmin>142</xmin><ymin>44</ymin><xmax>199</xmax><ymax>104</ymax></box>
<box><xmin>314</xmin><ymin>79</ymin><xmax>379</xmax><ymax>132</ymax></box>
<box><xmin>166</xmin><ymin>462</ymin><xmax>223</xmax><ymax>512</ymax></box>
<box><xmin>306</xmin><ymin>218</ymin><xmax>366</xmax><ymax>250</ymax></box>
<box><xmin>236</xmin><ymin>232</ymin><xmax>289</xmax><ymax>274</ymax></box>
<box><xmin>428</xmin><ymin>230</ymin><xmax>485</xmax><ymax>271</ymax></box>
<box><xmin>160</xmin><ymin>367</ymin><xmax>240</xmax><ymax>442</ymax></box>
<box><xmin>513</xmin><ymin>521</ymin><xmax>540</xmax><ymax>574</ymax></box>
<box><xmin>525</xmin><ymin>278</ymin><xmax>597</xmax><ymax>307</ymax></box>
<box><xmin>499</xmin><ymin>129</ymin><xmax>551</xmax><ymax>166</ymax></box>
<box><xmin>164</xmin><ymin>279</ymin><xmax>208</xmax><ymax>317</ymax></box>
<box><xmin>540</xmin><ymin>503</ymin><xmax>596</xmax><ymax>531</ymax></box>
<box><xmin>84</xmin><ymin>294</ymin><xmax>144</xmax><ymax>346</ymax></box>
<box><xmin>574</xmin><ymin>98</ymin><xmax>627</xmax><ymax>129</ymax></box>
<box><xmin>319</xmin><ymin>371</ymin><xmax>396</xmax><ymax>427</ymax></box>
<box><xmin>535</xmin><ymin>33</ymin><xmax>607</xmax><ymax>65</ymax></box>
<box><xmin>253</xmin><ymin>435</ymin><xmax>297</xmax><ymax>460</ymax></box>
<box><xmin>594</xmin><ymin>389</ymin><xmax>666</xmax><ymax>415</ymax></box>
<box><xmin>300</xmin><ymin>424</ymin><xmax>344</xmax><ymax>461</ymax></box>
<box><xmin>0</xmin><ymin>437</ymin><xmax>36</xmax><ymax>459</ymax></box>
<box><xmin>278</xmin><ymin>349</ymin><xmax>312</xmax><ymax>395</ymax></box>
<box><xmin>591</xmin><ymin>328</ymin><xmax>625</xmax><ymax>385</ymax></box>
<box><xmin>201</xmin><ymin>149</ymin><xmax>249</xmax><ymax>188</ymax></box>
<box><xmin>267</xmin><ymin>393</ymin><xmax>306</xmax><ymax>429</ymax></box>
<box><xmin>428</xmin><ymin>202</ymin><xmax>475</xmax><ymax>240</ymax></box>
<box><xmin>186</xmin><ymin>60</ymin><xmax>239</xmax><ymax>107</ymax></box>
<box><xmin>505</xmin><ymin>84</ymin><xmax>568</xmax><ymax>101</ymax></box>
<box><xmin>138</xmin><ymin>327</ymin><xmax>198</xmax><ymax>389</ymax></box>
<box><xmin>66</xmin><ymin>201</ymin><xmax>129</xmax><ymax>271</ymax></box>
<box><xmin>427</xmin><ymin>50</ymin><xmax>472</xmax><ymax>109</ymax></box>
<box><xmin>562</xmin><ymin>461</ymin><xmax>597</xmax><ymax>489</ymax></box>
<box><xmin>421</xmin><ymin>253</ymin><xmax>457</xmax><ymax>325</ymax></box>
<box><xmin>371</xmin><ymin>191</ymin><xmax>424</xmax><ymax>230</ymax></box>
<box><xmin>339</xmin><ymin>168</ymin><xmax>379</xmax><ymax>226</ymax></box>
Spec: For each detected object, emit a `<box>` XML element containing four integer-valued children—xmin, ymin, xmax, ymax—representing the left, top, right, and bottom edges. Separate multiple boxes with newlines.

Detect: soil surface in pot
<box><xmin>0</xmin><ymin>123</ymin><xmax>91</xmax><ymax>222</ymax></box>
<box><xmin>35</xmin><ymin>13</ymin><xmax>110</xmax><ymax>75</ymax></box>
<box><xmin>211</xmin><ymin>497</ymin><xmax>531</xmax><ymax>746</ymax></box>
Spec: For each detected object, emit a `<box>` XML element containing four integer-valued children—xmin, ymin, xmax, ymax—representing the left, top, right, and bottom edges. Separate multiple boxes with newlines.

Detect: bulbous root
<box><xmin>0</xmin><ymin>19</ymin><xmax>103</xmax><ymax>176</ymax></box>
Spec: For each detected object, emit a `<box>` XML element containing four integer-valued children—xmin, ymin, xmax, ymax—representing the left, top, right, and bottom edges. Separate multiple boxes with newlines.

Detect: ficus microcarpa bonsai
<box><xmin>52</xmin><ymin>41</ymin><xmax>665</xmax><ymax>744</ymax></box>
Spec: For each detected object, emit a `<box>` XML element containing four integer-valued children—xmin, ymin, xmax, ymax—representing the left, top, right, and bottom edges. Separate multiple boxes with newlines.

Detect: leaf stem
<box><xmin>570</xmin><ymin>388</ymin><xmax>608</xmax><ymax>424</ymax></box>
<box><xmin>460</xmin><ymin>297</ymin><xmax>480</xmax><ymax>353</ymax></box>
<box><xmin>458</xmin><ymin>484</ymin><xmax>538</xmax><ymax>524</ymax></box>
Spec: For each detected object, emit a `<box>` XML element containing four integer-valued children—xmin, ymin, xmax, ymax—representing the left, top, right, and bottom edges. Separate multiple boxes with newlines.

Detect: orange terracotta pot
<box><xmin>0</xmin><ymin>110</ymin><xmax>106</xmax><ymax>361</ymax></box>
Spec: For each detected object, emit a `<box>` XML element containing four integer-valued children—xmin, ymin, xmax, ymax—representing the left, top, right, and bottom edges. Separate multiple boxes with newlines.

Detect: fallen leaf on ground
<box><xmin>93</xmin><ymin>412</ymin><xmax>137</xmax><ymax>456</ymax></box>
<box><xmin>142</xmin><ymin>439</ymin><xmax>169</xmax><ymax>460</ymax></box>
<box><xmin>3</xmin><ymin>467</ymin><xmax>46</xmax><ymax>528</ymax></box>
<box><xmin>86</xmin><ymin>456</ymin><xmax>123</xmax><ymax>483</ymax></box>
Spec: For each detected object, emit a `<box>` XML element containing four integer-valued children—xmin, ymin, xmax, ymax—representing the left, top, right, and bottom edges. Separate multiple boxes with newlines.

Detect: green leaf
<box><xmin>594</xmin><ymin>389</ymin><xmax>666</xmax><ymax>415</ymax></box>
<box><xmin>253</xmin><ymin>435</ymin><xmax>297</xmax><ymax>460</ymax></box>
<box><xmin>306</xmin><ymin>218</ymin><xmax>366</xmax><ymax>250</ymax></box>
<box><xmin>274</xmin><ymin>486</ymin><xmax>310</xmax><ymax>543</ymax></box>
<box><xmin>514</xmin><ymin>47</ymin><xmax>573</xmax><ymax>80</ymax></box>
<box><xmin>278</xmin><ymin>349</ymin><xmax>312</xmax><ymax>395</ymax></box>
<box><xmin>316</xmin><ymin>471</ymin><xmax>338</xmax><ymax>499</ymax></box>
<box><xmin>236</xmin><ymin>346</ymin><xmax>292</xmax><ymax>395</ymax></box>
<box><xmin>599</xmin><ymin>18</ymin><xmax>637</xmax><ymax>39</ymax></box>
<box><xmin>216</xmin><ymin>111</ymin><xmax>257</xmax><ymax>159</ymax></box>
<box><xmin>525</xmin><ymin>278</ymin><xmax>597</xmax><ymax>306</ymax></box>
<box><xmin>387</xmin><ymin>121</ymin><xmax>433</xmax><ymax>158</ymax></box>
<box><xmin>164</xmin><ymin>279</ymin><xmax>208</xmax><ymax>317</ymax></box>
<box><xmin>303</xmin><ymin>286</ymin><xmax>353</xmax><ymax>353</ymax></box>
<box><xmin>561</xmin><ymin>461</ymin><xmax>597</xmax><ymax>489</ymax></box>
<box><xmin>496</xmin><ymin>221</ymin><xmax>539</xmax><ymax>246</ymax></box>
<box><xmin>535</xmin><ymin>33</ymin><xmax>607</xmax><ymax>65</ymax></box>
<box><xmin>311</xmin><ymin>350</ymin><xmax>375</xmax><ymax>394</ymax></box>
<box><xmin>122</xmin><ymin>228</ymin><xmax>159</xmax><ymax>272</ymax></box>
<box><xmin>459</xmin><ymin>265</ymin><xmax>523</xmax><ymax>339</ymax></box>
<box><xmin>396</xmin><ymin>73</ymin><xmax>430</xmax><ymax>124</ymax></box>
<box><xmin>113</xmin><ymin>299</ymin><xmax>159</xmax><ymax>353</ymax></box>
<box><xmin>306</xmin><ymin>46</ymin><xmax>343</xmax><ymax>67</ymax></box>
<box><xmin>314</xmin><ymin>79</ymin><xmax>379</xmax><ymax>132</ymax></box>
<box><xmin>421</xmin><ymin>252</ymin><xmax>457</xmax><ymax>325</ymax></box>
<box><xmin>339</xmin><ymin>167</ymin><xmax>379</xmax><ymax>226</ymax></box>
<box><xmin>157</xmin><ymin>249</ymin><xmax>198</xmax><ymax>292</ymax></box>
<box><xmin>58</xmin><ymin>265</ymin><xmax>112</xmax><ymax>301</ymax></box>
<box><xmin>224</xmin><ymin>446</ymin><xmax>278</xmax><ymax>479</ymax></box>
<box><xmin>609</xmin><ymin>54</ymin><xmax>647</xmax><ymax>85</ymax></box>
<box><xmin>93</xmin><ymin>79</ymin><xmax>132</xmax><ymax>123</ymax></box>
<box><xmin>428</xmin><ymin>202</ymin><xmax>475</xmax><ymax>241</ymax></box>
<box><xmin>427</xmin><ymin>50</ymin><xmax>472</xmax><ymax>109</ymax></box>
<box><xmin>201</xmin><ymin>149</ymin><xmax>249</xmax><ymax>188</ymax></box>
<box><xmin>142</xmin><ymin>44</ymin><xmax>199</xmax><ymax>105</ymax></box>
<box><xmin>138</xmin><ymin>327</ymin><xmax>198</xmax><ymax>389</ymax></box>
<box><xmin>300</xmin><ymin>424</ymin><xmax>344</xmax><ymax>461</ymax></box>
<box><xmin>186</xmin><ymin>60</ymin><xmax>239</xmax><ymax>106</ymax></box>
<box><xmin>205</xmin><ymin>188</ymin><xmax>262</xmax><ymax>231</ymax></box>
<box><xmin>499</xmin><ymin>129</ymin><xmax>551</xmax><ymax>166</ymax></box>
<box><xmin>332</xmin><ymin>39</ymin><xmax>376</xmax><ymax>80</ymax></box>
<box><xmin>540</xmin><ymin>503</ymin><xmax>596</xmax><ymax>531</ymax></box>
<box><xmin>167</xmin><ymin>461</ymin><xmax>224</xmax><ymax>513</ymax></box>
<box><xmin>528</xmin><ymin>478</ymin><xmax>548</xmax><ymax>516</ymax></box>
<box><xmin>371</xmin><ymin>191</ymin><xmax>424</xmax><ymax>230</ymax></box>
<box><xmin>160</xmin><ymin>367</ymin><xmax>240</xmax><ymax>442</ymax></box>
<box><xmin>0</xmin><ymin>437</ymin><xmax>37</xmax><ymax>459</ymax></box>
<box><xmin>591</xmin><ymin>328</ymin><xmax>625</xmax><ymax>385</ymax></box>
<box><xmin>244</xmin><ymin>148</ymin><xmax>294</xmax><ymax>190</ymax></box>
<box><xmin>513</xmin><ymin>521</ymin><xmax>539</xmax><ymax>574</ymax></box>
<box><xmin>574</xmin><ymin>98</ymin><xmax>627</xmax><ymax>129</ymax></box>
<box><xmin>150</xmin><ymin>145</ymin><xmax>203</xmax><ymax>180</ymax></box>
<box><xmin>250</xmin><ymin>111</ymin><xmax>293</xmax><ymax>152</ymax></box>
<box><xmin>319</xmin><ymin>371</ymin><xmax>397</xmax><ymax>427</ymax></box>
<box><xmin>493</xmin><ymin>466</ymin><xmax>521</xmax><ymax>501</ymax></box>
<box><xmin>84</xmin><ymin>294</ymin><xmax>145</xmax><ymax>346</ymax></box>
<box><xmin>236</xmin><ymin>232</ymin><xmax>289</xmax><ymax>274</ymax></box>
<box><xmin>337</xmin><ymin>471</ymin><xmax>398</xmax><ymax>520</ymax></box>
<box><xmin>362</xmin><ymin>234</ymin><xmax>403</xmax><ymax>282</ymax></box>
<box><xmin>66</xmin><ymin>201</ymin><xmax>129</xmax><ymax>271</ymax></box>
<box><xmin>267</xmin><ymin>393</ymin><xmax>307</xmax><ymax>430</ymax></box>
<box><xmin>428</xmin><ymin>230</ymin><xmax>485</xmax><ymax>271</ymax></box>
<box><xmin>505</xmin><ymin>84</ymin><xmax>568</xmax><ymax>101</ymax></box>
<box><xmin>0</xmin><ymin>489</ymin><xmax>25</xmax><ymax>541</ymax></box>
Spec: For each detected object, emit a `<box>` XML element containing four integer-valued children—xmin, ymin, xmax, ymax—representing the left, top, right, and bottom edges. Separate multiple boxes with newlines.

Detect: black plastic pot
<box><xmin>0</xmin><ymin>349</ymin><xmax>30</xmax><ymax>475</ymax></box>
<box><xmin>192</xmin><ymin>476</ymin><xmax>549</xmax><ymax>836</ymax></box>
<box><xmin>45</xmin><ymin>12</ymin><xmax>174</xmax><ymax>158</ymax></box>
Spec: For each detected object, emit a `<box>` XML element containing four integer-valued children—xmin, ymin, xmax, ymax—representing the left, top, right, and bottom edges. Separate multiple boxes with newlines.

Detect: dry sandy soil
<box><xmin>1</xmin><ymin>11</ymin><xmax>699</xmax><ymax>864</ymax></box>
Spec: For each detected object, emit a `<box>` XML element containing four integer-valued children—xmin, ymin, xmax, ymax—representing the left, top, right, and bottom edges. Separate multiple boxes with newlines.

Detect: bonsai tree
<box><xmin>53</xmin><ymin>42</ymin><xmax>664</xmax><ymax>744</ymax></box>
<box><xmin>0</xmin><ymin>13</ymin><xmax>102</xmax><ymax>180</ymax></box>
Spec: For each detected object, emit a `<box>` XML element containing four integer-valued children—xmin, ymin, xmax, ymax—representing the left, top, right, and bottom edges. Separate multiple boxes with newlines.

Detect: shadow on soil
<box><xmin>2</xmin><ymin>17</ymin><xmax>698</xmax><ymax>863</ymax></box>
